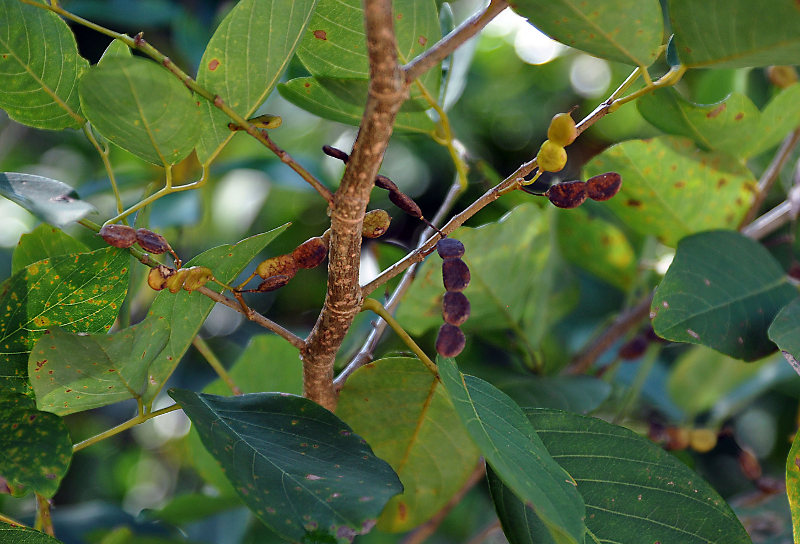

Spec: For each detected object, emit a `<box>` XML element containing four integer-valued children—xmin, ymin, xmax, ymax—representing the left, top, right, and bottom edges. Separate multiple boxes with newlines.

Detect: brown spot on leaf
<box><xmin>397</xmin><ymin>502</ymin><xmax>407</xmax><ymax>520</ymax></box>
<box><xmin>418</xmin><ymin>35</ymin><xmax>427</xmax><ymax>46</ymax></box>
<box><xmin>674</xmin><ymin>181</ymin><xmax>686</xmax><ymax>189</ymax></box>
<box><xmin>313</xmin><ymin>30</ymin><xmax>327</xmax><ymax>40</ymax></box>
<box><xmin>304</xmin><ymin>82</ymin><xmax>311</xmax><ymax>88</ymax></box>
<box><xmin>717</xmin><ymin>178</ymin><xmax>727</xmax><ymax>188</ymax></box>
<box><xmin>626</xmin><ymin>198</ymin><xmax>642</xmax><ymax>207</ymax></box>
<box><xmin>706</xmin><ymin>103</ymin><xmax>726</xmax><ymax>118</ymax></box>
<box><xmin>735</xmin><ymin>112</ymin><xmax>744</xmax><ymax>121</ymax></box>
<box><xmin>208</xmin><ymin>59</ymin><xmax>220</xmax><ymax>71</ymax></box>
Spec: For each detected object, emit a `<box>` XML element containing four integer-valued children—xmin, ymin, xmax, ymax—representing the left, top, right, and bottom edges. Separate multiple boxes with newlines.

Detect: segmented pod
<box><xmin>362</xmin><ymin>209</ymin><xmax>392</xmax><ymax>238</ymax></box>
<box><xmin>292</xmin><ymin>236</ymin><xmax>328</xmax><ymax>269</ymax></box>
<box><xmin>435</xmin><ymin>323</ymin><xmax>466</xmax><ymax>358</ymax></box>
<box><xmin>256</xmin><ymin>254</ymin><xmax>298</xmax><ymax>280</ymax></box>
<box><xmin>442</xmin><ymin>258</ymin><xmax>470</xmax><ymax>292</ymax></box>
<box><xmin>536</xmin><ymin>140</ymin><xmax>567</xmax><ymax>172</ymax></box>
<box><xmin>182</xmin><ymin>266</ymin><xmax>214</xmax><ymax>291</ymax></box>
<box><xmin>546</xmin><ymin>180</ymin><xmax>587</xmax><ymax>209</ymax></box>
<box><xmin>442</xmin><ymin>291</ymin><xmax>470</xmax><ymax>326</ymax></box>
<box><xmin>436</xmin><ymin>238</ymin><xmax>465</xmax><ymax>260</ymax></box>
<box><xmin>135</xmin><ymin>228</ymin><xmax>170</xmax><ymax>254</ymax></box>
<box><xmin>147</xmin><ymin>265</ymin><xmax>175</xmax><ymax>291</ymax></box>
<box><xmin>586</xmin><ymin>172</ymin><xmax>622</xmax><ymax>201</ymax></box>
<box><xmin>100</xmin><ymin>224</ymin><xmax>137</xmax><ymax>248</ymax></box>
<box><xmin>257</xmin><ymin>275</ymin><xmax>292</xmax><ymax>292</ymax></box>
<box><xmin>388</xmin><ymin>190</ymin><xmax>423</xmax><ymax>219</ymax></box>
<box><xmin>547</xmin><ymin>112</ymin><xmax>578</xmax><ymax>147</ymax></box>
<box><xmin>322</xmin><ymin>145</ymin><xmax>349</xmax><ymax>162</ymax></box>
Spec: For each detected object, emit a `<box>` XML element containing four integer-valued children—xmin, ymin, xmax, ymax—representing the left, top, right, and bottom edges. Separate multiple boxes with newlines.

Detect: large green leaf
<box><xmin>29</xmin><ymin>315</ymin><xmax>170</xmax><ymax>415</ymax></box>
<box><xmin>768</xmin><ymin>297</ymin><xmax>800</xmax><ymax>361</ymax></box>
<box><xmin>12</xmin><ymin>225</ymin><xmax>89</xmax><ymax>274</ymax></box>
<box><xmin>278</xmin><ymin>77</ymin><xmax>436</xmax><ymax>134</ymax></box>
<box><xmin>0</xmin><ymin>393</ymin><xmax>71</xmax><ymax>498</ymax></box>
<box><xmin>490</xmin><ymin>409</ymin><xmax>751</xmax><ymax>543</ymax></box>
<box><xmin>144</xmin><ymin>227</ymin><xmax>288</xmax><ymax>404</ymax></box>
<box><xmin>0</xmin><ymin>173</ymin><xmax>97</xmax><ymax>228</ymax></box>
<box><xmin>194</xmin><ymin>0</ymin><xmax>317</xmax><ymax>164</ymax></box>
<box><xmin>0</xmin><ymin>247</ymin><xmax>129</xmax><ymax>397</ymax></box>
<box><xmin>438</xmin><ymin>358</ymin><xmax>586</xmax><ymax>544</ymax></box>
<box><xmin>337</xmin><ymin>357</ymin><xmax>479</xmax><ymax>532</ymax></box>
<box><xmin>652</xmin><ymin>230</ymin><xmax>796</xmax><ymax>361</ymax></box>
<box><xmin>670</xmin><ymin>0</ymin><xmax>800</xmax><ymax>68</ymax></box>
<box><xmin>0</xmin><ymin>524</ymin><xmax>64</xmax><ymax>543</ymax></box>
<box><xmin>583</xmin><ymin>136</ymin><xmax>756</xmax><ymax>247</ymax></box>
<box><xmin>169</xmin><ymin>389</ymin><xmax>403</xmax><ymax>544</ymax></box>
<box><xmin>509</xmin><ymin>0</ymin><xmax>663</xmax><ymax>66</ymax></box>
<box><xmin>496</xmin><ymin>374</ymin><xmax>611</xmax><ymax>414</ymax></box>
<box><xmin>0</xmin><ymin>0</ymin><xmax>87</xmax><ymax>130</ymax></box>
<box><xmin>638</xmin><ymin>85</ymin><xmax>800</xmax><ymax>159</ymax></box>
<box><xmin>79</xmin><ymin>57</ymin><xmax>199</xmax><ymax>165</ymax></box>
<box><xmin>788</xmin><ymin>428</ymin><xmax>800</xmax><ymax>541</ymax></box>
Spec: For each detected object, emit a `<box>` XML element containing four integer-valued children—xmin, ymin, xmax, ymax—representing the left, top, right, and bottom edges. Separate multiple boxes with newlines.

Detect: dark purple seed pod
<box><xmin>618</xmin><ymin>335</ymin><xmax>648</xmax><ymax>360</ymax></box>
<box><xmin>291</xmin><ymin>237</ymin><xmax>328</xmax><ymax>269</ymax></box>
<box><xmin>436</xmin><ymin>238</ymin><xmax>465</xmax><ymax>260</ymax></box>
<box><xmin>389</xmin><ymin>190</ymin><xmax>423</xmax><ymax>218</ymax></box>
<box><xmin>586</xmin><ymin>172</ymin><xmax>622</xmax><ymax>201</ymax></box>
<box><xmin>442</xmin><ymin>258</ymin><xmax>470</xmax><ymax>292</ymax></box>
<box><xmin>257</xmin><ymin>275</ymin><xmax>292</xmax><ymax>292</ymax></box>
<box><xmin>374</xmin><ymin>175</ymin><xmax>399</xmax><ymax>192</ymax></box>
<box><xmin>546</xmin><ymin>180</ymin><xmax>587</xmax><ymax>209</ymax></box>
<box><xmin>135</xmin><ymin>228</ymin><xmax>170</xmax><ymax>254</ymax></box>
<box><xmin>442</xmin><ymin>291</ymin><xmax>470</xmax><ymax>326</ymax></box>
<box><xmin>99</xmin><ymin>224</ymin><xmax>137</xmax><ymax>248</ymax></box>
<box><xmin>435</xmin><ymin>323</ymin><xmax>466</xmax><ymax>358</ymax></box>
<box><xmin>322</xmin><ymin>145</ymin><xmax>349</xmax><ymax>163</ymax></box>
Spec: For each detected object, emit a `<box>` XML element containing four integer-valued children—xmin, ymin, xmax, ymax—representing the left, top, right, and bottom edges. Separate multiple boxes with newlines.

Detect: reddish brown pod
<box><xmin>442</xmin><ymin>291</ymin><xmax>470</xmax><ymax>326</ymax></box>
<box><xmin>442</xmin><ymin>258</ymin><xmax>470</xmax><ymax>292</ymax></box>
<box><xmin>322</xmin><ymin>145</ymin><xmax>349</xmax><ymax>163</ymax></box>
<box><xmin>257</xmin><ymin>275</ymin><xmax>292</xmax><ymax>292</ymax></box>
<box><xmin>546</xmin><ymin>180</ymin><xmax>587</xmax><ymax>209</ymax></box>
<box><xmin>374</xmin><ymin>174</ymin><xmax>399</xmax><ymax>192</ymax></box>
<box><xmin>256</xmin><ymin>254</ymin><xmax>298</xmax><ymax>280</ymax></box>
<box><xmin>135</xmin><ymin>228</ymin><xmax>170</xmax><ymax>254</ymax></box>
<box><xmin>586</xmin><ymin>172</ymin><xmax>622</xmax><ymax>201</ymax></box>
<box><xmin>436</xmin><ymin>238</ymin><xmax>465</xmax><ymax>260</ymax></box>
<box><xmin>100</xmin><ymin>224</ymin><xmax>137</xmax><ymax>248</ymax></box>
<box><xmin>388</xmin><ymin>190</ymin><xmax>423</xmax><ymax>219</ymax></box>
<box><xmin>435</xmin><ymin>323</ymin><xmax>466</xmax><ymax>358</ymax></box>
<box><xmin>292</xmin><ymin>236</ymin><xmax>328</xmax><ymax>269</ymax></box>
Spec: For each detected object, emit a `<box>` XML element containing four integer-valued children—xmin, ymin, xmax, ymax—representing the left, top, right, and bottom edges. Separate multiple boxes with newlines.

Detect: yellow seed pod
<box><xmin>165</xmin><ymin>268</ymin><xmax>190</xmax><ymax>294</ymax></box>
<box><xmin>547</xmin><ymin>112</ymin><xmax>578</xmax><ymax>147</ymax></box>
<box><xmin>147</xmin><ymin>265</ymin><xmax>174</xmax><ymax>291</ymax></box>
<box><xmin>256</xmin><ymin>254</ymin><xmax>298</xmax><ymax>280</ymax></box>
<box><xmin>689</xmin><ymin>428</ymin><xmax>717</xmax><ymax>453</ymax></box>
<box><xmin>227</xmin><ymin>114</ymin><xmax>283</xmax><ymax>131</ymax></box>
<box><xmin>766</xmin><ymin>66</ymin><xmax>798</xmax><ymax>89</ymax></box>
<box><xmin>362</xmin><ymin>209</ymin><xmax>392</xmax><ymax>238</ymax></box>
<box><xmin>536</xmin><ymin>140</ymin><xmax>567</xmax><ymax>172</ymax></box>
<box><xmin>182</xmin><ymin>266</ymin><xmax>214</xmax><ymax>292</ymax></box>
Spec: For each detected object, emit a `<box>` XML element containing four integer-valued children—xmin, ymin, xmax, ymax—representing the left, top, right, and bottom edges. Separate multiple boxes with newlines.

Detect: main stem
<box><xmin>301</xmin><ymin>0</ymin><xmax>406</xmax><ymax>411</ymax></box>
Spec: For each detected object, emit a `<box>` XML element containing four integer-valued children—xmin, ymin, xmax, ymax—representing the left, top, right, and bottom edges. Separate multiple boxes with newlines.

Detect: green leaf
<box><xmin>637</xmin><ymin>85</ymin><xmax>800</xmax><ymax>159</ymax></box>
<box><xmin>278</xmin><ymin>77</ymin><xmax>436</xmax><ymax>134</ymax></box>
<box><xmin>0</xmin><ymin>173</ymin><xmax>97</xmax><ymax>228</ymax></box>
<box><xmin>0</xmin><ymin>0</ymin><xmax>87</xmax><ymax>130</ymax></box>
<box><xmin>98</xmin><ymin>39</ymin><xmax>133</xmax><ymax>63</ymax></box>
<box><xmin>12</xmin><ymin>225</ymin><xmax>88</xmax><ymax>275</ymax></box>
<box><xmin>491</xmin><ymin>409</ymin><xmax>751</xmax><ymax>543</ymax></box>
<box><xmin>29</xmin><ymin>315</ymin><xmax>170</xmax><ymax>415</ymax></box>
<box><xmin>508</xmin><ymin>0</ymin><xmax>663</xmax><ymax>66</ymax></box>
<box><xmin>555</xmin><ymin>208</ymin><xmax>637</xmax><ymax>290</ymax></box>
<box><xmin>141</xmin><ymin>493</ymin><xmax>242</xmax><ymax>525</ymax></box>
<box><xmin>0</xmin><ymin>393</ymin><xmax>71</xmax><ymax>498</ymax></box>
<box><xmin>787</xmin><ymin>427</ymin><xmax>800</xmax><ymax>541</ymax></box>
<box><xmin>583</xmin><ymin>136</ymin><xmax>756</xmax><ymax>247</ymax></box>
<box><xmin>144</xmin><ymin>226</ymin><xmax>289</xmax><ymax>404</ymax></box>
<box><xmin>0</xmin><ymin>524</ymin><xmax>64</xmax><ymax>543</ymax></box>
<box><xmin>669</xmin><ymin>0</ymin><xmax>800</xmax><ymax>68</ymax></box>
<box><xmin>169</xmin><ymin>389</ymin><xmax>403</xmax><ymax>544</ymax></box>
<box><xmin>79</xmin><ymin>57</ymin><xmax>200</xmax><ymax>165</ymax></box>
<box><xmin>652</xmin><ymin>230</ymin><xmax>797</xmax><ymax>361</ymax></box>
<box><xmin>0</xmin><ymin>247</ymin><xmax>129</xmax><ymax>396</ymax></box>
<box><xmin>336</xmin><ymin>357</ymin><xmax>480</xmax><ymax>532</ymax></box>
<box><xmin>497</xmin><ymin>374</ymin><xmax>611</xmax><ymax>414</ymax></box>
<box><xmin>295</xmin><ymin>0</ymin><xmax>440</xmax><ymax>106</ymax></box>
<box><xmin>194</xmin><ymin>0</ymin><xmax>317</xmax><ymax>164</ymax></box>
<box><xmin>769</xmin><ymin>297</ymin><xmax>800</xmax><ymax>361</ymax></box>
<box><xmin>438</xmin><ymin>358</ymin><xmax>586</xmax><ymax>544</ymax></box>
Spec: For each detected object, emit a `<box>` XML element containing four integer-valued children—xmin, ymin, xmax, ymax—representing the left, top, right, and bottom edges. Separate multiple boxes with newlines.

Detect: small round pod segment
<box><xmin>165</xmin><ymin>268</ymin><xmax>191</xmax><ymax>294</ymax></box>
<box><xmin>435</xmin><ymin>323</ymin><xmax>466</xmax><ymax>358</ymax></box>
<box><xmin>586</xmin><ymin>172</ymin><xmax>622</xmax><ymax>201</ymax></box>
<box><xmin>292</xmin><ymin>236</ymin><xmax>328</xmax><ymax>269</ymax></box>
<box><xmin>135</xmin><ymin>228</ymin><xmax>170</xmax><ymax>254</ymax></box>
<box><xmin>436</xmin><ymin>238</ymin><xmax>465</xmax><ymax>260</ymax></box>
<box><xmin>257</xmin><ymin>274</ymin><xmax>292</xmax><ymax>292</ymax></box>
<box><xmin>546</xmin><ymin>180</ymin><xmax>587</xmax><ymax>209</ymax></box>
<box><xmin>256</xmin><ymin>254</ymin><xmax>298</xmax><ymax>280</ymax></box>
<box><xmin>147</xmin><ymin>265</ymin><xmax>175</xmax><ymax>291</ymax></box>
<box><xmin>536</xmin><ymin>140</ymin><xmax>567</xmax><ymax>173</ymax></box>
<box><xmin>442</xmin><ymin>258</ymin><xmax>470</xmax><ymax>292</ymax></box>
<box><xmin>388</xmin><ymin>190</ymin><xmax>423</xmax><ymax>219</ymax></box>
<box><xmin>547</xmin><ymin>112</ymin><xmax>578</xmax><ymax>147</ymax></box>
<box><xmin>181</xmin><ymin>266</ymin><xmax>214</xmax><ymax>291</ymax></box>
<box><xmin>362</xmin><ymin>209</ymin><xmax>392</xmax><ymax>238</ymax></box>
<box><xmin>442</xmin><ymin>291</ymin><xmax>470</xmax><ymax>326</ymax></box>
<box><xmin>100</xmin><ymin>224</ymin><xmax>137</xmax><ymax>248</ymax></box>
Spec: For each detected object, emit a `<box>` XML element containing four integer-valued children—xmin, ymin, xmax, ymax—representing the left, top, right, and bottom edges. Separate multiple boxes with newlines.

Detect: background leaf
<box><xmin>29</xmin><ymin>315</ymin><xmax>171</xmax><ymax>415</ymax></box>
<box><xmin>194</xmin><ymin>0</ymin><xmax>317</xmax><ymax>164</ymax></box>
<box><xmin>12</xmin><ymin>225</ymin><xmax>89</xmax><ymax>274</ymax></box>
<box><xmin>787</xmin><ymin>428</ymin><xmax>800</xmax><ymax>541</ymax></box>
<box><xmin>669</xmin><ymin>0</ymin><xmax>800</xmax><ymax>68</ymax></box>
<box><xmin>0</xmin><ymin>247</ymin><xmax>129</xmax><ymax>396</ymax></box>
<box><xmin>0</xmin><ymin>393</ymin><xmax>71</xmax><ymax>498</ymax></box>
<box><xmin>496</xmin><ymin>374</ymin><xmax>611</xmax><ymax>414</ymax></box>
<box><xmin>0</xmin><ymin>524</ymin><xmax>65</xmax><ymax>543</ymax></box>
<box><xmin>0</xmin><ymin>0</ymin><xmax>87</xmax><ymax>130</ymax></box>
<box><xmin>0</xmin><ymin>173</ymin><xmax>97</xmax><ymax>228</ymax></box>
<box><xmin>79</xmin><ymin>57</ymin><xmax>199</xmax><ymax>165</ymax></box>
<box><xmin>336</xmin><ymin>357</ymin><xmax>480</xmax><ymax>532</ymax></box>
<box><xmin>508</xmin><ymin>0</ymin><xmax>663</xmax><ymax>66</ymax></box>
<box><xmin>170</xmin><ymin>389</ymin><xmax>403</xmax><ymax>544</ymax></box>
<box><xmin>438</xmin><ymin>358</ymin><xmax>586</xmax><ymax>544</ymax></box>
<box><xmin>583</xmin><ymin>136</ymin><xmax>756</xmax><ymax>247</ymax></box>
<box><xmin>768</xmin><ymin>294</ymin><xmax>800</xmax><ymax>361</ymax></box>
<box><xmin>651</xmin><ymin>230</ymin><xmax>797</xmax><ymax>361</ymax></box>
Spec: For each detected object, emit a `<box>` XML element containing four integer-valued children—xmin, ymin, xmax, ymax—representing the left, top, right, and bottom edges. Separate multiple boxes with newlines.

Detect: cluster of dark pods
<box><xmin>100</xmin><ymin>224</ymin><xmax>181</xmax><ymax>267</ymax></box>
<box><xmin>544</xmin><ymin>171</ymin><xmax>622</xmax><ymax>209</ymax></box>
<box><xmin>434</xmin><ymin>238</ymin><xmax>471</xmax><ymax>358</ymax></box>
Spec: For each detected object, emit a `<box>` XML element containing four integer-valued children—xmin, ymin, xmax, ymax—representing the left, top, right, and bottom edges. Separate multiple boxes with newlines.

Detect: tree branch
<box><xmin>301</xmin><ymin>0</ymin><xmax>407</xmax><ymax>410</ymax></box>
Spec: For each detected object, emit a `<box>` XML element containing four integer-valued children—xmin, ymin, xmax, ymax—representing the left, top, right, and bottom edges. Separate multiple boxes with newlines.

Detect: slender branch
<box><xmin>404</xmin><ymin>0</ymin><xmax>508</xmax><ymax>82</ymax></box>
<box><xmin>73</xmin><ymin>404</ymin><xmax>182</xmax><ymax>453</ymax></box>
<box><xmin>83</xmin><ymin>124</ymin><xmax>124</xmax><ymax>217</ymax></box>
<box><xmin>361</xmin><ymin>298</ymin><xmax>438</xmax><ymax>375</ymax></box>
<box><xmin>741</xmin><ymin>127</ymin><xmax>800</xmax><ymax>226</ymax></box>
<box><xmin>192</xmin><ymin>336</ymin><xmax>242</xmax><ymax>395</ymax></box>
<box><xmin>35</xmin><ymin>494</ymin><xmax>54</xmax><ymax>536</ymax></box>
<box><xmin>0</xmin><ymin>512</ymin><xmax>25</xmax><ymax>527</ymax></box>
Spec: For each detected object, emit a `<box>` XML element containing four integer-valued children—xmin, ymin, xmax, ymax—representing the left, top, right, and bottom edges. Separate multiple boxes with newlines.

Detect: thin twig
<box><xmin>0</xmin><ymin>512</ymin><xmax>25</xmax><ymax>527</ymax></box>
<box><xmin>192</xmin><ymin>336</ymin><xmax>242</xmax><ymax>395</ymax></box>
<box><xmin>73</xmin><ymin>404</ymin><xmax>182</xmax><ymax>452</ymax></box>
<box><xmin>741</xmin><ymin>127</ymin><xmax>800</xmax><ymax>226</ymax></box>
<box><xmin>35</xmin><ymin>494</ymin><xmax>54</xmax><ymax>536</ymax></box>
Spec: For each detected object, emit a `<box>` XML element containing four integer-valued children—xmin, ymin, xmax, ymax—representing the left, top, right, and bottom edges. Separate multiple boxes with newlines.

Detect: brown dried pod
<box><xmin>436</xmin><ymin>238</ymin><xmax>465</xmax><ymax>260</ymax></box>
<box><xmin>322</xmin><ymin>145</ymin><xmax>349</xmax><ymax>163</ymax></box>
<box><xmin>292</xmin><ymin>236</ymin><xmax>328</xmax><ymax>269</ymax></box>
<box><xmin>442</xmin><ymin>291</ymin><xmax>470</xmax><ymax>326</ymax></box>
<box><xmin>586</xmin><ymin>172</ymin><xmax>622</xmax><ymax>201</ymax></box>
<box><xmin>100</xmin><ymin>224</ymin><xmax>137</xmax><ymax>248</ymax></box>
<box><xmin>362</xmin><ymin>209</ymin><xmax>392</xmax><ymax>238</ymax></box>
<box><xmin>135</xmin><ymin>228</ymin><xmax>171</xmax><ymax>254</ymax></box>
<box><xmin>738</xmin><ymin>447</ymin><xmax>762</xmax><ymax>480</ymax></box>
<box><xmin>182</xmin><ymin>266</ymin><xmax>214</xmax><ymax>292</ymax></box>
<box><xmin>374</xmin><ymin>174</ymin><xmax>399</xmax><ymax>192</ymax></box>
<box><xmin>442</xmin><ymin>258</ymin><xmax>470</xmax><ymax>292</ymax></box>
<box><xmin>256</xmin><ymin>254</ymin><xmax>298</xmax><ymax>280</ymax></box>
<box><xmin>257</xmin><ymin>274</ymin><xmax>292</xmax><ymax>292</ymax></box>
<box><xmin>389</xmin><ymin>190</ymin><xmax>422</xmax><ymax>219</ymax></box>
<box><xmin>147</xmin><ymin>265</ymin><xmax>175</xmax><ymax>291</ymax></box>
<box><xmin>618</xmin><ymin>335</ymin><xmax>648</xmax><ymax>360</ymax></box>
<box><xmin>435</xmin><ymin>323</ymin><xmax>466</xmax><ymax>358</ymax></box>
<box><xmin>664</xmin><ymin>426</ymin><xmax>690</xmax><ymax>450</ymax></box>
<box><xmin>546</xmin><ymin>180</ymin><xmax>587</xmax><ymax>209</ymax></box>
<box><xmin>165</xmin><ymin>268</ymin><xmax>191</xmax><ymax>293</ymax></box>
